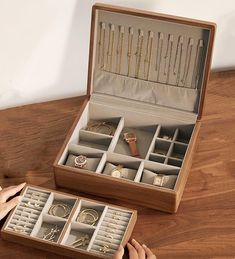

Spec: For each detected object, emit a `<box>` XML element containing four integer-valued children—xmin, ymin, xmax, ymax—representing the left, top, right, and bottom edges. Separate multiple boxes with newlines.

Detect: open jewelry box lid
<box><xmin>86</xmin><ymin>3</ymin><xmax>216</xmax><ymax>120</ymax></box>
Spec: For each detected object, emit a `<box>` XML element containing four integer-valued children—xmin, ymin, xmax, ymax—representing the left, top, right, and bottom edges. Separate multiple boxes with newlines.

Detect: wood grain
<box><xmin>0</xmin><ymin>71</ymin><xmax>235</xmax><ymax>258</ymax></box>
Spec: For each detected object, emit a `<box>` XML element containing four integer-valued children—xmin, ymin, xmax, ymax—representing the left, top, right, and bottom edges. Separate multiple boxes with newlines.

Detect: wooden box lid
<box><xmin>86</xmin><ymin>3</ymin><xmax>216</xmax><ymax>119</ymax></box>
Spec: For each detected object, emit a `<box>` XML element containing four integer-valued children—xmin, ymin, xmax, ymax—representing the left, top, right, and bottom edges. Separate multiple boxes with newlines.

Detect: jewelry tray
<box><xmin>1</xmin><ymin>185</ymin><xmax>137</xmax><ymax>259</ymax></box>
<box><xmin>53</xmin><ymin>4</ymin><xmax>216</xmax><ymax>213</ymax></box>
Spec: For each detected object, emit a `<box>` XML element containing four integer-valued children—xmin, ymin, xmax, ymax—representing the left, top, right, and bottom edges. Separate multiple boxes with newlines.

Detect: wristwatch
<box><xmin>153</xmin><ymin>174</ymin><xmax>165</xmax><ymax>186</ymax></box>
<box><xmin>111</xmin><ymin>165</ymin><xmax>123</xmax><ymax>178</ymax></box>
<box><xmin>123</xmin><ymin>132</ymin><xmax>140</xmax><ymax>158</ymax></box>
<box><xmin>74</xmin><ymin>155</ymin><xmax>87</xmax><ymax>168</ymax></box>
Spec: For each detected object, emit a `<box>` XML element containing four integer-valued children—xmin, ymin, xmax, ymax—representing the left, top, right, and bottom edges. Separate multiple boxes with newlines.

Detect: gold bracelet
<box><xmin>77</xmin><ymin>208</ymin><xmax>99</xmax><ymax>225</ymax></box>
<box><xmin>48</xmin><ymin>203</ymin><xmax>71</xmax><ymax>218</ymax></box>
<box><xmin>86</xmin><ymin>121</ymin><xmax>115</xmax><ymax>136</ymax></box>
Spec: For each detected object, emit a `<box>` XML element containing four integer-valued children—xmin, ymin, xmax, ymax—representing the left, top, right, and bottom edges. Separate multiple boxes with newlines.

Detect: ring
<box><xmin>74</xmin><ymin>155</ymin><xmax>87</xmax><ymax>168</ymax></box>
<box><xmin>99</xmin><ymin>244</ymin><xmax>110</xmax><ymax>253</ymax></box>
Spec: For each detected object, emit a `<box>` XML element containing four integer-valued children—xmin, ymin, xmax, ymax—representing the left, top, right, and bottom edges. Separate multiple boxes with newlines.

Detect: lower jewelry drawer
<box><xmin>1</xmin><ymin>185</ymin><xmax>137</xmax><ymax>259</ymax></box>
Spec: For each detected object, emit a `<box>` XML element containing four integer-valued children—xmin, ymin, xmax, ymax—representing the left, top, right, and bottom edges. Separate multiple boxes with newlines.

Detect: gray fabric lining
<box><xmin>94</xmin><ymin>69</ymin><xmax>199</xmax><ymax>112</ymax></box>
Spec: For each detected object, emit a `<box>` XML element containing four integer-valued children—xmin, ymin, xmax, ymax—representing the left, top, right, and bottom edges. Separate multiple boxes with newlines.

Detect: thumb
<box><xmin>0</xmin><ymin>196</ymin><xmax>22</xmax><ymax>220</ymax></box>
<box><xmin>113</xmin><ymin>245</ymin><xmax>124</xmax><ymax>259</ymax></box>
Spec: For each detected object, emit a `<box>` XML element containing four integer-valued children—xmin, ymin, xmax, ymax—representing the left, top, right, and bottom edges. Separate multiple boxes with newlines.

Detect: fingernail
<box><xmin>142</xmin><ymin>244</ymin><xmax>147</xmax><ymax>248</ymax></box>
<box><xmin>132</xmin><ymin>238</ymin><xmax>136</xmax><ymax>242</ymax></box>
<box><xmin>16</xmin><ymin>195</ymin><xmax>23</xmax><ymax>202</ymax></box>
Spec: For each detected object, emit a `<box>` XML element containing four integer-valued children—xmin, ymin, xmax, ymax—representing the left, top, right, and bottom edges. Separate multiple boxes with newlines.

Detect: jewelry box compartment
<box><xmin>54</xmin><ymin>100</ymin><xmax>198</xmax><ymax>213</ymax></box>
<box><xmin>2</xmin><ymin>185</ymin><xmax>137</xmax><ymax>259</ymax></box>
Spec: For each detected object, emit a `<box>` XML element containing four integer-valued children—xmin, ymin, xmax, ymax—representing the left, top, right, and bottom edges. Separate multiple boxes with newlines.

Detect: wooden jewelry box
<box><xmin>53</xmin><ymin>3</ymin><xmax>216</xmax><ymax>213</ymax></box>
<box><xmin>1</xmin><ymin>185</ymin><xmax>137</xmax><ymax>258</ymax></box>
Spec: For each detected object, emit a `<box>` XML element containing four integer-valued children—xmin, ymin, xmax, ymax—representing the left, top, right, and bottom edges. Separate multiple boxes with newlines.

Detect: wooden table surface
<box><xmin>0</xmin><ymin>70</ymin><xmax>234</xmax><ymax>259</ymax></box>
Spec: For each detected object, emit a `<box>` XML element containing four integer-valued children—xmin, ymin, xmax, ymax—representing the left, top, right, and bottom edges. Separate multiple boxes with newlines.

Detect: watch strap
<box><xmin>128</xmin><ymin>140</ymin><xmax>140</xmax><ymax>158</ymax></box>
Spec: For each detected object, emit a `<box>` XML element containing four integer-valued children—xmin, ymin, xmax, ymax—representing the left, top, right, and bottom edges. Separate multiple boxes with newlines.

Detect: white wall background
<box><xmin>0</xmin><ymin>0</ymin><xmax>234</xmax><ymax>109</ymax></box>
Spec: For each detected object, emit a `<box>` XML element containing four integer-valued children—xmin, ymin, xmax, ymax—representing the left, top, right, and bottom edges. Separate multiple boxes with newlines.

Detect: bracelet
<box><xmin>48</xmin><ymin>203</ymin><xmax>71</xmax><ymax>218</ymax></box>
<box><xmin>77</xmin><ymin>208</ymin><xmax>99</xmax><ymax>225</ymax></box>
<box><xmin>86</xmin><ymin>121</ymin><xmax>116</xmax><ymax>136</ymax></box>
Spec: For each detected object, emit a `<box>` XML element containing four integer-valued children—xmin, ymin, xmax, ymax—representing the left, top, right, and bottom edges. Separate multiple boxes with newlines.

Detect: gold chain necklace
<box><xmin>192</xmin><ymin>39</ymin><xmax>204</xmax><ymax>89</ymax></box>
<box><xmin>173</xmin><ymin>36</ymin><xmax>183</xmax><ymax>75</ymax></box>
<box><xmin>106</xmin><ymin>24</ymin><xmax>115</xmax><ymax>72</ymax></box>
<box><xmin>165</xmin><ymin>34</ymin><xmax>174</xmax><ymax>84</ymax></box>
<box><xmin>99</xmin><ymin>22</ymin><xmax>106</xmax><ymax>69</ymax></box>
<box><xmin>181</xmin><ymin>38</ymin><xmax>194</xmax><ymax>87</ymax></box>
<box><xmin>144</xmin><ymin>31</ymin><xmax>154</xmax><ymax>80</ymax></box>
<box><xmin>127</xmin><ymin>27</ymin><xmax>134</xmax><ymax>76</ymax></box>
<box><xmin>155</xmin><ymin>32</ymin><xmax>164</xmax><ymax>82</ymax></box>
<box><xmin>176</xmin><ymin>38</ymin><xmax>184</xmax><ymax>86</ymax></box>
<box><xmin>116</xmin><ymin>26</ymin><xmax>125</xmax><ymax>74</ymax></box>
<box><xmin>135</xmin><ymin>30</ymin><xmax>144</xmax><ymax>78</ymax></box>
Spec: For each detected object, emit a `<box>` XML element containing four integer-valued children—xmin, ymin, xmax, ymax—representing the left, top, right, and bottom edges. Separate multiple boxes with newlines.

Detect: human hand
<box><xmin>113</xmin><ymin>238</ymin><xmax>157</xmax><ymax>259</ymax></box>
<box><xmin>0</xmin><ymin>183</ymin><xmax>26</xmax><ymax>220</ymax></box>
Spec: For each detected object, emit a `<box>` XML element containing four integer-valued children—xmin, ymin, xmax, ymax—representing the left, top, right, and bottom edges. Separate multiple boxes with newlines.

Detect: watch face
<box><xmin>124</xmin><ymin>132</ymin><xmax>136</xmax><ymax>141</ymax></box>
<box><xmin>111</xmin><ymin>170</ymin><xmax>121</xmax><ymax>178</ymax></box>
<box><xmin>153</xmin><ymin>174</ymin><xmax>164</xmax><ymax>186</ymax></box>
<box><xmin>75</xmin><ymin>155</ymin><xmax>87</xmax><ymax>167</ymax></box>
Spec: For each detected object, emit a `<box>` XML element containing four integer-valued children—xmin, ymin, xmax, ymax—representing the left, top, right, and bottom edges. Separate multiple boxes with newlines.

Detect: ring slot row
<box><xmin>89</xmin><ymin>207</ymin><xmax>132</xmax><ymax>256</ymax></box>
<box><xmin>6</xmin><ymin>187</ymin><xmax>50</xmax><ymax>235</ymax></box>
